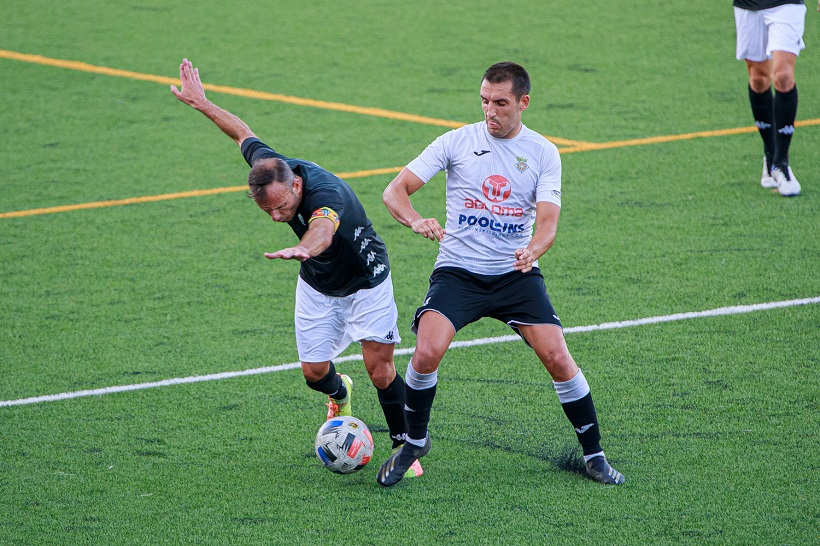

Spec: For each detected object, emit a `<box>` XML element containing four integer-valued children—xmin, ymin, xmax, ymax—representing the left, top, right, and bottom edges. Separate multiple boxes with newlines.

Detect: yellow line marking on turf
<box><xmin>0</xmin><ymin>167</ymin><xmax>405</xmax><ymax>218</ymax></box>
<box><xmin>2</xmin><ymin>49</ymin><xmax>819</xmax><ymax>218</ymax></box>
<box><xmin>558</xmin><ymin>119</ymin><xmax>820</xmax><ymax>154</ymax></box>
<box><xmin>0</xmin><ymin>49</ymin><xmax>587</xmax><ymax>146</ymax></box>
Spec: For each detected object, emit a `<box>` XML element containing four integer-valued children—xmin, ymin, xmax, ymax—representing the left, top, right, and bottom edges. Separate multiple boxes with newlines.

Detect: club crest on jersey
<box><xmin>514</xmin><ymin>156</ymin><xmax>529</xmax><ymax>173</ymax></box>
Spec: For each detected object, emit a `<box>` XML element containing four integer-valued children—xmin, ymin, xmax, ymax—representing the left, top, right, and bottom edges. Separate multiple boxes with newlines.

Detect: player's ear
<box><xmin>292</xmin><ymin>175</ymin><xmax>303</xmax><ymax>194</ymax></box>
<box><xmin>519</xmin><ymin>94</ymin><xmax>530</xmax><ymax>111</ymax></box>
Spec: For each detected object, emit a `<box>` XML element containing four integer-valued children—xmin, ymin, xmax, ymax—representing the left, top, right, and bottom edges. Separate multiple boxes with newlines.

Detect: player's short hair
<box><xmin>247</xmin><ymin>158</ymin><xmax>294</xmax><ymax>199</ymax></box>
<box><xmin>482</xmin><ymin>62</ymin><xmax>531</xmax><ymax>100</ymax></box>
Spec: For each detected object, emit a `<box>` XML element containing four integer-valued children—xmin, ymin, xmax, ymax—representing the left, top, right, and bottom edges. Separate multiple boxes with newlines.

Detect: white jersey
<box><xmin>407</xmin><ymin>121</ymin><xmax>562</xmax><ymax>275</ymax></box>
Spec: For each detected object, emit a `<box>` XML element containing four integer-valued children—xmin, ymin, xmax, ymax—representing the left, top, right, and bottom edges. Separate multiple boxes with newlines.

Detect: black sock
<box><xmin>560</xmin><ymin>393</ymin><xmax>603</xmax><ymax>456</ymax></box>
<box><xmin>405</xmin><ymin>384</ymin><xmax>436</xmax><ymax>441</ymax></box>
<box><xmin>773</xmin><ymin>85</ymin><xmax>798</xmax><ymax>171</ymax></box>
<box><xmin>748</xmin><ymin>85</ymin><xmax>775</xmax><ymax>169</ymax></box>
<box><xmin>377</xmin><ymin>374</ymin><xmax>408</xmax><ymax>449</ymax></box>
<box><xmin>304</xmin><ymin>362</ymin><xmax>345</xmax><ymax>398</ymax></box>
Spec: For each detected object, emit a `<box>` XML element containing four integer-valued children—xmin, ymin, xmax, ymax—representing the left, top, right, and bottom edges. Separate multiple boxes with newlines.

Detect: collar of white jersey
<box><xmin>482</xmin><ymin>121</ymin><xmax>528</xmax><ymax>143</ymax></box>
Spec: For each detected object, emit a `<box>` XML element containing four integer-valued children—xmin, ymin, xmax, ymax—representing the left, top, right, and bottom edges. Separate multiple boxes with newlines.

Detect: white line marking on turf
<box><xmin>2</xmin><ymin>296</ymin><xmax>818</xmax><ymax>408</ymax></box>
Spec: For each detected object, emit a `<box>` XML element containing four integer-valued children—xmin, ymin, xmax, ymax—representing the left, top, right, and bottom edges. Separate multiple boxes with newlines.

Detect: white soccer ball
<box><xmin>315</xmin><ymin>416</ymin><xmax>374</xmax><ymax>474</ymax></box>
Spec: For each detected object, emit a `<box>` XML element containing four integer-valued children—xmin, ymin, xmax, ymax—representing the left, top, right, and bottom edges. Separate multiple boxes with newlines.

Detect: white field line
<box><xmin>2</xmin><ymin>296</ymin><xmax>818</xmax><ymax>408</ymax></box>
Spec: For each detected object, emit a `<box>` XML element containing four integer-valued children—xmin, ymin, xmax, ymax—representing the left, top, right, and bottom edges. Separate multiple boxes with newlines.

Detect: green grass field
<box><xmin>1</xmin><ymin>1</ymin><xmax>818</xmax><ymax>544</ymax></box>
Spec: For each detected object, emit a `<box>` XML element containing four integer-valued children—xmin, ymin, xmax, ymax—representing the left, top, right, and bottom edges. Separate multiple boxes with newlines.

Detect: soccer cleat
<box><xmin>326</xmin><ymin>374</ymin><xmax>353</xmax><ymax>420</ymax></box>
<box><xmin>390</xmin><ymin>445</ymin><xmax>424</xmax><ymax>478</ymax></box>
<box><xmin>377</xmin><ymin>433</ymin><xmax>431</xmax><ymax>487</ymax></box>
<box><xmin>760</xmin><ymin>157</ymin><xmax>777</xmax><ymax>188</ymax></box>
<box><xmin>585</xmin><ymin>455</ymin><xmax>625</xmax><ymax>485</ymax></box>
<box><xmin>772</xmin><ymin>166</ymin><xmax>801</xmax><ymax>197</ymax></box>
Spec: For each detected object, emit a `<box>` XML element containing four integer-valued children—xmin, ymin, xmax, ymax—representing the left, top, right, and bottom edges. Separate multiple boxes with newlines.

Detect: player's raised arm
<box><xmin>383</xmin><ymin>168</ymin><xmax>445</xmax><ymax>242</ymax></box>
<box><xmin>170</xmin><ymin>58</ymin><xmax>256</xmax><ymax>146</ymax></box>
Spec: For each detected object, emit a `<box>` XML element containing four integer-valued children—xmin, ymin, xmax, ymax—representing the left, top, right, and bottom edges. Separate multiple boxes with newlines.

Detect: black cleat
<box><xmin>585</xmin><ymin>455</ymin><xmax>625</xmax><ymax>485</ymax></box>
<box><xmin>377</xmin><ymin>433</ymin><xmax>431</xmax><ymax>487</ymax></box>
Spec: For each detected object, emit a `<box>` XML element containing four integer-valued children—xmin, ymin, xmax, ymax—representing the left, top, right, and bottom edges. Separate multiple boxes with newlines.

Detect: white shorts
<box><xmin>294</xmin><ymin>273</ymin><xmax>400</xmax><ymax>363</ymax></box>
<box><xmin>735</xmin><ymin>4</ymin><xmax>807</xmax><ymax>61</ymax></box>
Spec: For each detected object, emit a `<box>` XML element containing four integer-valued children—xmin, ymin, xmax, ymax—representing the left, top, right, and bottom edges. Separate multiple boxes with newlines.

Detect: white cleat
<box><xmin>760</xmin><ymin>157</ymin><xmax>777</xmax><ymax>188</ymax></box>
<box><xmin>772</xmin><ymin>166</ymin><xmax>801</xmax><ymax>197</ymax></box>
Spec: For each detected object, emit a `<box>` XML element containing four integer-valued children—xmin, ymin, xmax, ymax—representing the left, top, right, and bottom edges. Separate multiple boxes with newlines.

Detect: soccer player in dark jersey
<box><xmin>733</xmin><ymin>0</ymin><xmax>813</xmax><ymax>196</ymax></box>
<box><xmin>170</xmin><ymin>58</ymin><xmax>422</xmax><ymax>477</ymax></box>
<box><xmin>376</xmin><ymin>62</ymin><xmax>624</xmax><ymax>487</ymax></box>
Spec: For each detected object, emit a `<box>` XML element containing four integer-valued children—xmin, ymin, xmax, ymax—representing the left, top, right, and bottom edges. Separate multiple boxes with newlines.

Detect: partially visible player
<box><xmin>734</xmin><ymin>0</ymin><xmax>812</xmax><ymax>196</ymax></box>
<box><xmin>376</xmin><ymin>62</ymin><xmax>624</xmax><ymax>487</ymax></box>
<box><xmin>170</xmin><ymin>58</ymin><xmax>422</xmax><ymax>476</ymax></box>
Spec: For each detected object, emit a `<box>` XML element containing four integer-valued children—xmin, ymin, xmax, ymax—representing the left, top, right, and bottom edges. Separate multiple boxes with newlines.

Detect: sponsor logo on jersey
<box><xmin>464</xmin><ymin>198</ymin><xmax>524</xmax><ymax>217</ymax></box>
<box><xmin>457</xmin><ymin>214</ymin><xmax>526</xmax><ymax>233</ymax></box>
<box><xmin>473</xmin><ymin>149</ymin><xmax>491</xmax><ymax>156</ymax></box>
<box><xmin>482</xmin><ymin>175</ymin><xmax>512</xmax><ymax>203</ymax></box>
<box><xmin>309</xmin><ymin>207</ymin><xmax>340</xmax><ymax>231</ymax></box>
<box><xmin>514</xmin><ymin>156</ymin><xmax>529</xmax><ymax>173</ymax></box>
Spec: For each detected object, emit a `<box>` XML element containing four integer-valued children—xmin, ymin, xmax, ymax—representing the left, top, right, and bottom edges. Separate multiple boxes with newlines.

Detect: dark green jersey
<box><xmin>242</xmin><ymin>138</ymin><xmax>390</xmax><ymax>297</ymax></box>
<box><xmin>733</xmin><ymin>0</ymin><xmax>803</xmax><ymax>10</ymax></box>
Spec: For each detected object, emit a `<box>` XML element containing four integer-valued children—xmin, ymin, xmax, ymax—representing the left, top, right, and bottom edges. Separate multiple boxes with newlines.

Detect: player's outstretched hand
<box><xmin>170</xmin><ymin>58</ymin><xmax>207</xmax><ymax>109</ymax></box>
<box><xmin>410</xmin><ymin>218</ymin><xmax>445</xmax><ymax>242</ymax></box>
<box><xmin>513</xmin><ymin>248</ymin><xmax>535</xmax><ymax>273</ymax></box>
<box><xmin>264</xmin><ymin>246</ymin><xmax>311</xmax><ymax>262</ymax></box>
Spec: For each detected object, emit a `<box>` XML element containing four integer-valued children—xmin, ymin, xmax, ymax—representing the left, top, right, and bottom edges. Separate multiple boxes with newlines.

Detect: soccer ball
<box><xmin>314</xmin><ymin>416</ymin><xmax>374</xmax><ymax>474</ymax></box>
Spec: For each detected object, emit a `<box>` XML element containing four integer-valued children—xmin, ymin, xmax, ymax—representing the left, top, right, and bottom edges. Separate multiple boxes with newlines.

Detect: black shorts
<box><xmin>411</xmin><ymin>267</ymin><xmax>562</xmax><ymax>337</ymax></box>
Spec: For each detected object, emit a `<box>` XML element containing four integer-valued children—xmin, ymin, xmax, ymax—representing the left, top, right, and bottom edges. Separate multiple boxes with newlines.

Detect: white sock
<box><xmin>583</xmin><ymin>451</ymin><xmax>605</xmax><ymax>463</ymax></box>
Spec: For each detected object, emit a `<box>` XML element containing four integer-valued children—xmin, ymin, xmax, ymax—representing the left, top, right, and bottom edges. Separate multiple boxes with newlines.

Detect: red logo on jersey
<box><xmin>482</xmin><ymin>175</ymin><xmax>511</xmax><ymax>203</ymax></box>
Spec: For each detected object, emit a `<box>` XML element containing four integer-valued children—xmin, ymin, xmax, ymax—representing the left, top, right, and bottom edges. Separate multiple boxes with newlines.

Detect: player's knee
<box><xmin>772</xmin><ymin>70</ymin><xmax>795</xmax><ymax>93</ymax></box>
<box><xmin>749</xmin><ymin>73</ymin><xmax>771</xmax><ymax>93</ymax></box>
<box><xmin>537</xmin><ymin>349</ymin><xmax>576</xmax><ymax>380</ymax></box>
<box><xmin>366</xmin><ymin>362</ymin><xmax>396</xmax><ymax>389</ymax></box>
<box><xmin>409</xmin><ymin>345</ymin><xmax>443</xmax><ymax>374</ymax></box>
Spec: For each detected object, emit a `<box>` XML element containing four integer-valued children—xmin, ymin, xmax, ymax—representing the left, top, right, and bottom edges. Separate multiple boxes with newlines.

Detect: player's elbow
<box><xmin>382</xmin><ymin>183</ymin><xmax>400</xmax><ymax>210</ymax></box>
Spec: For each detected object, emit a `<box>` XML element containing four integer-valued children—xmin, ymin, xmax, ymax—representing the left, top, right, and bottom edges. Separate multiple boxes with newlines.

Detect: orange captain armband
<box><xmin>309</xmin><ymin>207</ymin><xmax>341</xmax><ymax>232</ymax></box>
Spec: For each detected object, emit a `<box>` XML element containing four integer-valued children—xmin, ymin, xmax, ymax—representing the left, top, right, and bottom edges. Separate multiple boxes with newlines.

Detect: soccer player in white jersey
<box><xmin>376</xmin><ymin>62</ymin><xmax>625</xmax><ymax>487</ymax></box>
<box><xmin>734</xmin><ymin>0</ymin><xmax>815</xmax><ymax>196</ymax></box>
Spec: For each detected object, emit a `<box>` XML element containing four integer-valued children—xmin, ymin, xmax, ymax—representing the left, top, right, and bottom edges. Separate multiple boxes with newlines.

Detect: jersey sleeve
<box><xmin>406</xmin><ymin>131</ymin><xmax>452</xmax><ymax>183</ymax></box>
<box><xmin>240</xmin><ymin>137</ymin><xmax>288</xmax><ymax>167</ymax></box>
<box><xmin>301</xmin><ymin>182</ymin><xmax>347</xmax><ymax>232</ymax></box>
<box><xmin>535</xmin><ymin>142</ymin><xmax>562</xmax><ymax>207</ymax></box>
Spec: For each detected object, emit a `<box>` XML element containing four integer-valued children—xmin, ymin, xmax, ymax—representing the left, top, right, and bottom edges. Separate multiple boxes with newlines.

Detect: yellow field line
<box><xmin>558</xmin><ymin>119</ymin><xmax>820</xmax><ymax>154</ymax></box>
<box><xmin>0</xmin><ymin>167</ymin><xmax>405</xmax><ymax>219</ymax></box>
<box><xmin>2</xmin><ymin>49</ymin><xmax>818</xmax><ymax>219</ymax></box>
<box><xmin>0</xmin><ymin>48</ymin><xmax>587</xmax><ymax>146</ymax></box>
